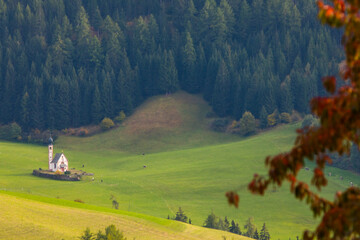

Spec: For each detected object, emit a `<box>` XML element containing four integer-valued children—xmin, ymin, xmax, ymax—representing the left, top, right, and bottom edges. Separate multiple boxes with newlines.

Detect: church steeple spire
<box><xmin>48</xmin><ymin>134</ymin><xmax>54</xmax><ymax>170</ymax></box>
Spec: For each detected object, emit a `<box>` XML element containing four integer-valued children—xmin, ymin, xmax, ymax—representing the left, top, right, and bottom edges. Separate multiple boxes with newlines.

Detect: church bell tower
<box><xmin>48</xmin><ymin>136</ymin><xmax>54</xmax><ymax>170</ymax></box>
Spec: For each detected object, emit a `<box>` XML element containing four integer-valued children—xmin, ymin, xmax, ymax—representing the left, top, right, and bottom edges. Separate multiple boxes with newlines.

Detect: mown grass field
<box><xmin>0</xmin><ymin>92</ymin><xmax>359</xmax><ymax>239</ymax></box>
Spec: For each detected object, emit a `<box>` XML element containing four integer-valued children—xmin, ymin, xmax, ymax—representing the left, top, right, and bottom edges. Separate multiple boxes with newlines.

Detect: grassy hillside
<box><xmin>56</xmin><ymin>92</ymin><xmax>242</xmax><ymax>154</ymax></box>
<box><xmin>0</xmin><ymin>191</ymin><xmax>248</xmax><ymax>240</ymax></box>
<box><xmin>0</xmin><ymin>92</ymin><xmax>359</xmax><ymax>239</ymax></box>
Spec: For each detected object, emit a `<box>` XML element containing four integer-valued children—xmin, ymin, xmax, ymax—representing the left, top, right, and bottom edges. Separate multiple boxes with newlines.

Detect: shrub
<box><xmin>114</xmin><ymin>111</ymin><xmax>126</xmax><ymax>123</ymax></box>
<box><xmin>64</xmin><ymin>171</ymin><xmax>71</xmax><ymax>175</ymax></box>
<box><xmin>280</xmin><ymin>112</ymin><xmax>291</xmax><ymax>123</ymax></box>
<box><xmin>239</xmin><ymin>111</ymin><xmax>256</xmax><ymax>136</ymax></box>
<box><xmin>100</xmin><ymin>118</ymin><xmax>115</xmax><ymax>130</ymax></box>
<box><xmin>0</xmin><ymin>122</ymin><xmax>22</xmax><ymax>140</ymax></box>
<box><xmin>80</xmin><ymin>225</ymin><xmax>127</xmax><ymax>240</ymax></box>
<box><xmin>77</xmin><ymin>128</ymin><xmax>89</xmax><ymax>136</ymax></box>
<box><xmin>267</xmin><ymin>109</ymin><xmax>279</xmax><ymax>127</ymax></box>
<box><xmin>55</xmin><ymin>170</ymin><xmax>63</xmax><ymax>175</ymax></box>
<box><xmin>27</xmin><ymin>129</ymin><xmax>59</xmax><ymax>144</ymax></box>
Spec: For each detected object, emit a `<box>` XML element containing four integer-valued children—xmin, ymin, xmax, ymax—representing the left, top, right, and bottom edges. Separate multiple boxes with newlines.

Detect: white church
<box><xmin>48</xmin><ymin>136</ymin><xmax>69</xmax><ymax>172</ymax></box>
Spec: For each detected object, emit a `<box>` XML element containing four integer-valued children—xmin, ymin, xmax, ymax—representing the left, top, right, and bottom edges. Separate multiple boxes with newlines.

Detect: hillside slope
<box><xmin>0</xmin><ymin>192</ymin><xmax>248</xmax><ymax>240</ymax></box>
<box><xmin>56</xmin><ymin>92</ymin><xmax>241</xmax><ymax>154</ymax></box>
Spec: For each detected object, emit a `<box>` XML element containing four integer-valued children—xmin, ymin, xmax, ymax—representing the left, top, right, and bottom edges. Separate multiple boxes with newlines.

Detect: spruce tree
<box><xmin>20</xmin><ymin>90</ymin><xmax>30</xmax><ymax>130</ymax></box>
<box><xmin>69</xmin><ymin>70</ymin><xmax>80</xmax><ymax>127</ymax></box>
<box><xmin>212</xmin><ymin>59</ymin><xmax>231</xmax><ymax>117</ymax></box>
<box><xmin>220</xmin><ymin>0</ymin><xmax>235</xmax><ymax>39</ymax></box>
<box><xmin>91</xmin><ymin>84</ymin><xmax>102</xmax><ymax>123</ymax></box>
<box><xmin>259</xmin><ymin>106</ymin><xmax>268</xmax><ymax>129</ymax></box>
<box><xmin>244</xmin><ymin>217</ymin><xmax>256</xmax><ymax>238</ymax></box>
<box><xmin>224</xmin><ymin>216</ymin><xmax>230</xmax><ymax>231</ymax></box>
<box><xmin>260</xmin><ymin>223</ymin><xmax>270</xmax><ymax>240</ymax></box>
<box><xmin>54</xmin><ymin>76</ymin><xmax>70</xmax><ymax>130</ymax></box>
<box><xmin>158</xmin><ymin>50</ymin><xmax>179</xmax><ymax>94</ymax></box>
<box><xmin>101</xmin><ymin>70</ymin><xmax>114</xmax><ymax>118</ymax></box>
<box><xmin>181</xmin><ymin>32</ymin><xmax>196</xmax><ymax>92</ymax></box>
<box><xmin>204</xmin><ymin>212</ymin><xmax>217</xmax><ymax>229</ymax></box>
<box><xmin>174</xmin><ymin>207</ymin><xmax>188</xmax><ymax>223</ymax></box>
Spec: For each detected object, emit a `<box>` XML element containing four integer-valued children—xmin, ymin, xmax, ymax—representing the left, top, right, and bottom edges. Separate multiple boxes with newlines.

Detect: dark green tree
<box><xmin>91</xmin><ymin>84</ymin><xmax>102</xmax><ymax>123</ymax></box>
<box><xmin>212</xmin><ymin>59</ymin><xmax>231</xmax><ymax>117</ymax></box>
<box><xmin>80</xmin><ymin>228</ymin><xmax>95</xmax><ymax>240</ymax></box>
<box><xmin>244</xmin><ymin>217</ymin><xmax>257</xmax><ymax>238</ymax></box>
<box><xmin>158</xmin><ymin>50</ymin><xmax>179</xmax><ymax>94</ymax></box>
<box><xmin>259</xmin><ymin>106</ymin><xmax>268</xmax><ymax>129</ymax></box>
<box><xmin>203</xmin><ymin>212</ymin><xmax>217</xmax><ymax>229</ymax></box>
<box><xmin>229</xmin><ymin>220</ymin><xmax>241</xmax><ymax>234</ymax></box>
<box><xmin>224</xmin><ymin>216</ymin><xmax>230</xmax><ymax>231</ymax></box>
<box><xmin>181</xmin><ymin>32</ymin><xmax>197</xmax><ymax>92</ymax></box>
<box><xmin>100</xmin><ymin>71</ymin><xmax>114</xmax><ymax>117</ymax></box>
<box><xmin>20</xmin><ymin>90</ymin><xmax>30</xmax><ymax>129</ymax></box>
<box><xmin>174</xmin><ymin>207</ymin><xmax>188</xmax><ymax>223</ymax></box>
<box><xmin>54</xmin><ymin>76</ymin><xmax>70</xmax><ymax>130</ymax></box>
<box><xmin>259</xmin><ymin>223</ymin><xmax>270</xmax><ymax>240</ymax></box>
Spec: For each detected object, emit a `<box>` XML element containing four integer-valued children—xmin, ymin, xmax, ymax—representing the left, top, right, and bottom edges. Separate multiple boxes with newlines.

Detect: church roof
<box><xmin>51</xmin><ymin>153</ymin><xmax>65</xmax><ymax>164</ymax></box>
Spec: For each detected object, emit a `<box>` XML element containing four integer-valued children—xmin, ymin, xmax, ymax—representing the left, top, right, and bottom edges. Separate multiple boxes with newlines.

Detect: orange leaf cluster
<box><xmin>228</xmin><ymin>1</ymin><xmax>360</xmax><ymax>239</ymax></box>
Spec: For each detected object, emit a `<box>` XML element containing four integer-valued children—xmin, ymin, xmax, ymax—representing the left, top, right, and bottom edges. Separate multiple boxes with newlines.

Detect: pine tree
<box><xmin>260</xmin><ymin>223</ymin><xmax>270</xmax><ymax>240</ymax></box>
<box><xmin>230</xmin><ymin>220</ymin><xmax>237</xmax><ymax>233</ymax></box>
<box><xmin>69</xmin><ymin>70</ymin><xmax>80</xmax><ymax>127</ymax></box>
<box><xmin>74</xmin><ymin>6</ymin><xmax>92</xmax><ymax>68</ymax></box>
<box><xmin>228</xmin><ymin>219</ymin><xmax>241</xmax><ymax>234</ymax></box>
<box><xmin>45</xmin><ymin>81</ymin><xmax>55</xmax><ymax>130</ymax></box>
<box><xmin>181</xmin><ymin>32</ymin><xmax>197</xmax><ymax>92</ymax></box>
<box><xmin>174</xmin><ymin>207</ymin><xmax>188</xmax><ymax>223</ymax></box>
<box><xmin>244</xmin><ymin>217</ymin><xmax>256</xmax><ymax>238</ymax></box>
<box><xmin>279</xmin><ymin>77</ymin><xmax>293</xmax><ymax>113</ymax></box>
<box><xmin>158</xmin><ymin>50</ymin><xmax>179</xmax><ymax>94</ymax></box>
<box><xmin>204</xmin><ymin>50</ymin><xmax>221</xmax><ymax>101</ymax></box>
<box><xmin>220</xmin><ymin>0</ymin><xmax>235</xmax><ymax>39</ymax></box>
<box><xmin>115</xmin><ymin>70</ymin><xmax>133</xmax><ymax>114</ymax></box>
<box><xmin>100</xmin><ymin>70</ymin><xmax>114</xmax><ymax>118</ymax></box>
<box><xmin>1</xmin><ymin>60</ymin><xmax>15</xmax><ymax>123</ymax></box>
<box><xmin>259</xmin><ymin>106</ymin><xmax>268</xmax><ymax>129</ymax></box>
<box><xmin>54</xmin><ymin>76</ymin><xmax>70</xmax><ymax>130</ymax></box>
<box><xmin>237</xmin><ymin>0</ymin><xmax>250</xmax><ymax>41</ymax></box>
<box><xmin>20</xmin><ymin>90</ymin><xmax>30</xmax><ymax>130</ymax></box>
<box><xmin>212</xmin><ymin>59</ymin><xmax>231</xmax><ymax>117</ymax></box>
<box><xmin>224</xmin><ymin>216</ymin><xmax>230</xmax><ymax>231</ymax></box>
<box><xmin>79</xmin><ymin>227</ymin><xmax>94</xmax><ymax>240</ymax></box>
<box><xmin>254</xmin><ymin>229</ymin><xmax>260</xmax><ymax>240</ymax></box>
<box><xmin>204</xmin><ymin>212</ymin><xmax>217</xmax><ymax>229</ymax></box>
<box><xmin>195</xmin><ymin>43</ymin><xmax>206</xmax><ymax>92</ymax></box>
<box><xmin>91</xmin><ymin>84</ymin><xmax>102</xmax><ymax>123</ymax></box>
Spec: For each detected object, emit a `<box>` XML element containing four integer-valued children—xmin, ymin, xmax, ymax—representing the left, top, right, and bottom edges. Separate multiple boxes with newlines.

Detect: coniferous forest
<box><xmin>0</xmin><ymin>0</ymin><xmax>343</xmax><ymax>131</ymax></box>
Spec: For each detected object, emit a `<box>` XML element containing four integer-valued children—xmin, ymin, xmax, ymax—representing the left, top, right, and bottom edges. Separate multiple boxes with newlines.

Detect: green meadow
<box><xmin>0</xmin><ymin>191</ymin><xmax>248</xmax><ymax>240</ymax></box>
<box><xmin>0</xmin><ymin>92</ymin><xmax>359</xmax><ymax>239</ymax></box>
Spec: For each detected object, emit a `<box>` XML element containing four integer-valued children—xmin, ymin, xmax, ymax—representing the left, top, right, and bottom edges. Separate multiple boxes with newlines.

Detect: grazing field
<box><xmin>0</xmin><ymin>191</ymin><xmax>248</xmax><ymax>240</ymax></box>
<box><xmin>0</xmin><ymin>92</ymin><xmax>359</xmax><ymax>239</ymax></box>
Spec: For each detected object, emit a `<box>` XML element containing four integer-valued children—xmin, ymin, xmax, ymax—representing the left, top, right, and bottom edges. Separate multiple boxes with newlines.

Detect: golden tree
<box><xmin>227</xmin><ymin>1</ymin><xmax>360</xmax><ymax>239</ymax></box>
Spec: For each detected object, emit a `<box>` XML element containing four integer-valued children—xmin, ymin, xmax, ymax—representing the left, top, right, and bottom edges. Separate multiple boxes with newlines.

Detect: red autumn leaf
<box><xmin>225</xmin><ymin>191</ymin><xmax>239</xmax><ymax>208</ymax></box>
<box><xmin>323</xmin><ymin>76</ymin><xmax>337</xmax><ymax>94</ymax></box>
